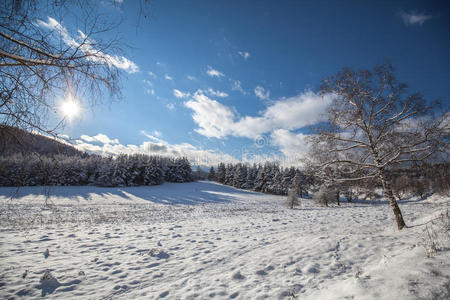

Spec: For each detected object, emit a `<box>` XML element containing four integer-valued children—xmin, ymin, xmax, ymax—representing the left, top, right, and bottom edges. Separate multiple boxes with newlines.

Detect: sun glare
<box><xmin>60</xmin><ymin>96</ymin><xmax>81</xmax><ymax>120</ymax></box>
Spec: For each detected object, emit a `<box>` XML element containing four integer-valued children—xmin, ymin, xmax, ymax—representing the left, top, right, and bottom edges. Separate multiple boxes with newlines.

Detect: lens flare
<box><xmin>60</xmin><ymin>96</ymin><xmax>80</xmax><ymax>120</ymax></box>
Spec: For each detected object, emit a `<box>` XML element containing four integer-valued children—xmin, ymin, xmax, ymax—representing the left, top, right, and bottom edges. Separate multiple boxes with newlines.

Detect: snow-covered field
<box><xmin>0</xmin><ymin>181</ymin><xmax>449</xmax><ymax>299</ymax></box>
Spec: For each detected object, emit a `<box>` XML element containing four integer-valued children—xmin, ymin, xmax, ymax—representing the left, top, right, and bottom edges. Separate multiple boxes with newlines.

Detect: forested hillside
<box><xmin>0</xmin><ymin>126</ymin><xmax>83</xmax><ymax>157</ymax></box>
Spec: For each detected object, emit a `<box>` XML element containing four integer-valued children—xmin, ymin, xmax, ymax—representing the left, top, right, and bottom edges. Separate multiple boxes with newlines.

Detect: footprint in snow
<box><xmin>232</xmin><ymin>271</ymin><xmax>245</xmax><ymax>280</ymax></box>
<box><xmin>36</xmin><ymin>270</ymin><xmax>81</xmax><ymax>297</ymax></box>
<box><xmin>304</xmin><ymin>263</ymin><xmax>320</xmax><ymax>274</ymax></box>
<box><xmin>149</xmin><ymin>249</ymin><xmax>170</xmax><ymax>259</ymax></box>
<box><xmin>159</xmin><ymin>290</ymin><xmax>169</xmax><ymax>298</ymax></box>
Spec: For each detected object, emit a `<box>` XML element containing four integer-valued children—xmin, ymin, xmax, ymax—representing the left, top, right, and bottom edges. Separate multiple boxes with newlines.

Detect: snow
<box><xmin>0</xmin><ymin>181</ymin><xmax>449</xmax><ymax>299</ymax></box>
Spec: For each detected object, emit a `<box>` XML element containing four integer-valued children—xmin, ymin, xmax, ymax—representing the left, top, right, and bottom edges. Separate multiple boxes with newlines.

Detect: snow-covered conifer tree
<box><xmin>270</xmin><ymin>167</ymin><xmax>283</xmax><ymax>195</ymax></box>
<box><xmin>208</xmin><ymin>166</ymin><xmax>216</xmax><ymax>181</ymax></box>
<box><xmin>216</xmin><ymin>163</ymin><xmax>226</xmax><ymax>183</ymax></box>
<box><xmin>244</xmin><ymin>164</ymin><xmax>257</xmax><ymax>190</ymax></box>
<box><xmin>95</xmin><ymin>156</ymin><xmax>115</xmax><ymax>187</ymax></box>
<box><xmin>224</xmin><ymin>163</ymin><xmax>235</xmax><ymax>185</ymax></box>
<box><xmin>253</xmin><ymin>165</ymin><xmax>266</xmax><ymax>192</ymax></box>
<box><xmin>233</xmin><ymin>163</ymin><xmax>247</xmax><ymax>189</ymax></box>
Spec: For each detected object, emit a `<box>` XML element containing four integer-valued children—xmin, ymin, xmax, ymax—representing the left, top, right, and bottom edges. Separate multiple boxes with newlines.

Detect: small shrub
<box><xmin>286</xmin><ymin>188</ymin><xmax>299</xmax><ymax>209</ymax></box>
<box><xmin>313</xmin><ymin>185</ymin><xmax>335</xmax><ymax>207</ymax></box>
<box><xmin>423</xmin><ymin>209</ymin><xmax>450</xmax><ymax>257</ymax></box>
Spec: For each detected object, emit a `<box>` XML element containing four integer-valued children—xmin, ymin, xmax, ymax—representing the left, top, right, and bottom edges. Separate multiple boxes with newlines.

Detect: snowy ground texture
<box><xmin>1</xmin><ymin>181</ymin><xmax>449</xmax><ymax>299</ymax></box>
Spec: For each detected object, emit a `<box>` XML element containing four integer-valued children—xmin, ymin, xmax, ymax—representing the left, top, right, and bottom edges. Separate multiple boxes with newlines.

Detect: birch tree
<box><xmin>311</xmin><ymin>63</ymin><xmax>449</xmax><ymax>229</ymax></box>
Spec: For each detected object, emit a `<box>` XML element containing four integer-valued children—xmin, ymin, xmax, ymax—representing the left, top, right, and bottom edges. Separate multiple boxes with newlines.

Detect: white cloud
<box><xmin>37</xmin><ymin>17</ymin><xmax>139</xmax><ymax>73</ymax></box>
<box><xmin>184</xmin><ymin>92</ymin><xmax>235</xmax><ymax>138</ymax></box>
<box><xmin>105</xmin><ymin>55</ymin><xmax>139</xmax><ymax>73</ymax></box>
<box><xmin>57</xmin><ymin>133</ymin><xmax>70</xmax><ymax>140</ymax></box>
<box><xmin>74</xmin><ymin>132</ymin><xmax>237</xmax><ymax>166</ymax></box>
<box><xmin>143</xmin><ymin>80</ymin><xmax>154</xmax><ymax>95</ymax></box>
<box><xmin>80</xmin><ymin>134</ymin><xmax>97</xmax><ymax>143</ymax></box>
<box><xmin>206</xmin><ymin>66</ymin><xmax>225</xmax><ymax>78</ymax></box>
<box><xmin>400</xmin><ymin>11</ymin><xmax>432</xmax><ymax>26</ymax></box>
<box><xmin>232</xmin><ymin>116</ymin><xmax>270</xmax><ymax>139</ymax></box>
<box><xmin>152</xmin><ymin>130</ymin><xmax>162</xmax><ymax>137</ymax></box>
<box><xmin>80</xmin><ymin>133</ymin><xmax>119</xmax><ymax>144</ymax></box>
<box><xmin>238</xmin><ymin>51</ymin><xmax>250</xmax><ymax>60</ymax></box>
<box><xmin>186</xmin><ymin>75</ymin><xmax>196</xmax><ymax>81</ymax></box>
<box><xmin>141</xmin><ymin>130</ymin><xmax>164</xmax><ymax>142</ymax></box>
<box><xmin>74</xmin><ymin>140</ymin><xmax>104</xmax><ymax>153</ymax></box>
<box><xmin>165</xmin><ymin>74</ymin><xmax>173</xmax><ymax>81</ymax></box>
<box><xmin>263</xmin><ymin>91</ymin><xmax>332</xmax><ymax>130</ymax></box>
<box><xmin>185</xmin><ymin>90</ymin><xmax>334</xmax><ymax>139</ymax></box>
<box><xmin>254</xmin><ymin>85</ymin><xmax>270</xmax><ymax>100</ymax></box>
<box><xmin>270</xmin><ymin>129</ymin><xmax>310</xmax><ymax>162</ymax></box>
<box><xmin>173</xmin><ymin>89</ymin><xmax>190</xmax><ymax>99</ymax></box>
<box><xmin>232</xmin><ymin>80</ymin><xmax>246</xmax><ymax>95</ymax></box>
<box><xmin>166</xmin><ymin>103</ymin><xmax>175</xmax><ymax>110</ymax></box>
<box><xmin>148</xmin><ymin>71</ymin><xmax>157</xmax><ymax>79</ymax></box>
<box><xmin>202</xmin><ymin>88</ymin><xmax>228</xmax><ymax>98</ymax></box>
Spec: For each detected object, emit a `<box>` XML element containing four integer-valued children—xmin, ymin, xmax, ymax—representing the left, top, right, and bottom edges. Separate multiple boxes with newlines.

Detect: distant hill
<box><xmin>0</xmin><ymin>126</ymin><xmax>83</xmax><ymax>157</ymax></box>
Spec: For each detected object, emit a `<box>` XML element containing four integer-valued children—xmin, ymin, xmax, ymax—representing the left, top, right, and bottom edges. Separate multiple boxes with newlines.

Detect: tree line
<box><xmin>0</xmin><ymin>154</ymin><xmax>193</xmax><ymax>187</ymax></box>
<box><xmin>208</xmin><ymin>162</ymin><xmax>312</xmax><ymax>196</ymax></box>
<box><xmin>312</xmin><ymin>163</ymin><xmax>449</xmax><ymax>205</ymax></box>
<box><xmin>207</xmin><ymin>161</ymin><xmax>449</xmax><ymax>205</ymax></box>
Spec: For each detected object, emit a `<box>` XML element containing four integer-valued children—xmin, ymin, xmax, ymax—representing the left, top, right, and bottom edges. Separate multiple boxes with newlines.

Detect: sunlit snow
<box><xmin>0</xmin><ymin>181</ymin><xmax>448</xmax><ymax>299</ymax></box>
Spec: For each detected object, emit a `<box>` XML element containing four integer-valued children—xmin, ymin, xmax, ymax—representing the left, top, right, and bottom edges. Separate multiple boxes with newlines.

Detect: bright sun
<box><xmin>60</xmin><ymin>96</ymin><xmax>81</xmax><ymax>120</ymax></box>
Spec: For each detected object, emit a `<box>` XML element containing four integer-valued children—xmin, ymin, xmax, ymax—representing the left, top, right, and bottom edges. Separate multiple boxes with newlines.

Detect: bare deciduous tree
<box><xmin>309</xmin><ymin>63</ymin><xmax>449</xmax><ymax>230</ymax></box>
<box><xmin>0</xmin><ymin>0</ymin><xmax>140</xmax><ymax>137</ymax></box>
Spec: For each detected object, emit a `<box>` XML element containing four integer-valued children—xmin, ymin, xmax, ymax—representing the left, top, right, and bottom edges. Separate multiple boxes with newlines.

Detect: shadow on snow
<box><xmin>0</xmin><ymin>181</ymin><xmax>261</xmax><ymax>206</ymax></box>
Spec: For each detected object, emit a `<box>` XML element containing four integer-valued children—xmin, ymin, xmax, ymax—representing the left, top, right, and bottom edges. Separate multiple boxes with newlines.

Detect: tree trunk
<box><xmin>347</xmin><ymin>189</ymin><xmax>352</xmax><ymax>202</ymax></box>
<box><xmin>378</xmin><ymin>169</ymin><xmax>406</xmax><ymax>230</ymax></box>
<box><xmin>369</xmin><ymin>142</ymin><xmax>407</xmax><ymax>230</ymax></box>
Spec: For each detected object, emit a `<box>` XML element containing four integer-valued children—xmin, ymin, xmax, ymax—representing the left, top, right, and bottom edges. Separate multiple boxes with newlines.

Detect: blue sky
<box><xmin>53</xmin><ymin>0</ymin><xmax>449</xmax><ymax>166</ymax></box>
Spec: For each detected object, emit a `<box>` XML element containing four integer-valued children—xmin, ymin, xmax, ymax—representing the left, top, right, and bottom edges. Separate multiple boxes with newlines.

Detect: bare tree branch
<box><xmin>0</xmin><ymin>0</ymin><xmax>143</xmax><ymax>138</ymax></box>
